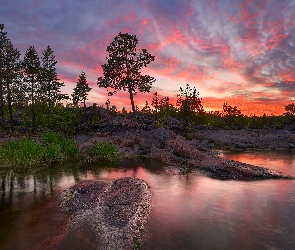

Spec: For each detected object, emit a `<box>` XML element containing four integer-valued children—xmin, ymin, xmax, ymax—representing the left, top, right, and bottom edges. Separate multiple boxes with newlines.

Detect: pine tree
<box><xmin>39</xmin><ymin>45</ymin><xmax>67</xmax><ymax>119</ymax></box>
<box><xmin>22</xmin><ymin>46</ymin><xmax>41</xmax><ymax>131</ymax></box>
<box><xmin>0</xmin><ymin>24</ymin><xmax>22</xmax><ymax>126</ymax></box>
<box><xmin>97</xmin><ymin>32</ymin><xmax>155</xmax><ymax>113</ymax></box>
<box><xmin>0</xmin><ymin>24</ymin><xmax>7</xmax><ymax>121</ymax></box>
<box><xmin>72</xmin><ymin>71</ymin><xmax>92</xmax><ymax>108</ymax></box>
<box><xmin>3</xmin><ymin>42</ymin><xmax>21</xmax><ymax>126</ymax></box>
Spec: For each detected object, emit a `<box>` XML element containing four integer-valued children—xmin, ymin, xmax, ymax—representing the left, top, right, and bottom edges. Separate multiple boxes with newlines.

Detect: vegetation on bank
<box><xmin>95</xmin><ymin>142</ymin><xmax>118</xmax><ymax>160</ymax></box>
<box><xmin>0</xmin><ymin>132</ymin><xmax>79</xmax><ymax>167</ymax></box>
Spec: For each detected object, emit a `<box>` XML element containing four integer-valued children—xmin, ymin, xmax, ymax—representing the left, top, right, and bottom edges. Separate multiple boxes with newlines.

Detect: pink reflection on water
<box><xmin>219</xmin><ymin>150</ymin><xmax>295</xmax><ymax>177</ymax></box>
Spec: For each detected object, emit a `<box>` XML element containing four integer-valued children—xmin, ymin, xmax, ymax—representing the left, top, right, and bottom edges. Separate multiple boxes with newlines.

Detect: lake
<box><xmin>1</xmin><ymin>151</ymin><xmax>295</xmax><ymax>249</ymax></box>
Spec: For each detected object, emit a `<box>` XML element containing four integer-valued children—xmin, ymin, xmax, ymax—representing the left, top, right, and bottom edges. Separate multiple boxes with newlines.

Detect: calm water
<box><xmin>1</xmin><ymin>152</ymin><xmax>295</xmax><ymax>250</ymax></box>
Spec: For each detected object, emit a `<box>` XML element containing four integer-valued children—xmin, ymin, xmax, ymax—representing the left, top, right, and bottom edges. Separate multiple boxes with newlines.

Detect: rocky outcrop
<box><xmin>198</xmin><ymin>129</ymin><xmax>295</xmax><ymax>150</ymax></box>
<box><xmin>78</xmin><ymin>115</ymin><xmax>294</xmax><ymax>180</ymax></box>
<box><xmin>57</xmin><ymin>177</ymin><xmax>151</xmax><ymax>249</ymax></box>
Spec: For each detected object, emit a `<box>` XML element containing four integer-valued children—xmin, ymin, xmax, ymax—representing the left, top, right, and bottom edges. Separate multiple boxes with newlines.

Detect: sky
<box><xmin>1</xmin><ymin>0</ymin><xmax>295</xmax><ymax>116</ymax></box>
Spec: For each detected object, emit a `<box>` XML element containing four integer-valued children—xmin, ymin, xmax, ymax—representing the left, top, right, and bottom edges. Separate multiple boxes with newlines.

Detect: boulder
<box><xmin>58</xmin><ymin>177</ymin><xmax>151</xmax><ymax>249</ymax></box>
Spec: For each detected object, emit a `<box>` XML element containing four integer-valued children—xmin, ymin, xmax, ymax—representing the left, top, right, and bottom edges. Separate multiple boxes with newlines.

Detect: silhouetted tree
<box><xmin>105</xmin><ymin>99</ymin><xmax>110</xmax><ymax>110</ymax></box>
<box><xmin>223</xmin><ymin>103</ymin><xmax>243</xmax><ymax>117</ymax></box>
<box><xmin>97</xmin><ymin>32</ymin><xmax>156</xmax><ymax>113</ymax></box>
<box><xmin>151</xmin><ymin>92</ymin><xmax>160</xmax><ymax>113</ymax></box>
<box><xmin>3</xmin><ymin>42</ymin><xmax>21</xmax><ymax>126</ymax></box>
<box><xmin>284</xmin><ymin>103</ymin><xmax>295</xmax><ymax>116</ymax></box>
<box><xmin>22</xmin><ymin>46</ymin><xmax>41</xmax><ymax>131</ymax></box>
<box><xmin>0</xmin><ymin>24</ymin><xmax>7</xmax><ymax>121</ymax></box>
<box><xmin>72</xmin><ymin>71</ymin><xmax>91</xmax><ymax>108</ymax></box>
<box><xmin>141</xmin><ymin>101</ymin><xmax>152</xmax><ymax>114</ymax></box>
<box><xmin>39</xmin><ymin>45</ymin><xmax>67</xmax><ymax>119</ymax></box>
<box><xmin>176</xmin><ymin>84</ymin><xmax>204</xmax><ymax>115</ymax></box>
<box><xmin>0</xmin><ymin>24</ymin><xmax>22</xmax><ymax>126</ymax></box>
<box><xmin>121</xmin><ymin>106</ymin><xmax>127</xmax><ymax>116</ymax></box>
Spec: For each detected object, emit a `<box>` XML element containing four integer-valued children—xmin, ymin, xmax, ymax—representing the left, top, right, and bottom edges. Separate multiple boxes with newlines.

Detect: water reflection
<box><xmin>218</xmin><ymin>149</ymin><xmax>295</xmax><ymax>176</ymax></box>
<box><xmin>0</xmin><ymin>155</ymin><xmax>295</xmax><ymax>249</ymax></box>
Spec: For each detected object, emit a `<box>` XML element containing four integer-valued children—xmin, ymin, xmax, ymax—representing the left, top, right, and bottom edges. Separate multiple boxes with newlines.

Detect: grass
<box><xmin>0</xmin><ymin>132</ymin><xmax>79</xmax><ymax>167</ymax></box>
<box><xmin>95</xmin><ymin>142</ymin><xmax>118</xmax><ymax>160</ymax></box>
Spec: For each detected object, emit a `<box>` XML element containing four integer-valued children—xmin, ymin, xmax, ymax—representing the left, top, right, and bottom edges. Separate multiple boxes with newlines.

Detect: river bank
<box><xmin>198</xmin><ymin>129</ymin><xmax>295</xmax><ymax>151</ymax></box>
<box><xmin>1</xmin><ymin>111</ymin><xmax>294</xmax><ymax>179</ymax></box>
<box><xmin>76</xmin><ymin>114</ymin><xmax>294</xmax><ymax>180</ymax></box>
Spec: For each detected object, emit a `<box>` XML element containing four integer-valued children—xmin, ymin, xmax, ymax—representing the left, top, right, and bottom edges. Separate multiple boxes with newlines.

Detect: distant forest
<box><xmin>1</xmin><ymin>24</ymin><xmax>295</xmax><ymax>135</ymax></box>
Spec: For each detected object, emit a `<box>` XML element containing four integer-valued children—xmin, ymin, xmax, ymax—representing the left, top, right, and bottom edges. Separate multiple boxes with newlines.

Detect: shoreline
<box><xmin>1</xmin><ymin>112</ymin><xmax>295</xmax><ymax>179</ymax></box>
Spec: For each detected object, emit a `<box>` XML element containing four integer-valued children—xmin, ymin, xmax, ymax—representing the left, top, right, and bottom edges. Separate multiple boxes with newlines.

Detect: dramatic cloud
<box><xmin>1</xmin><ymin>0</ymin><xmax>295</xmax><ymax>115</ymax></box>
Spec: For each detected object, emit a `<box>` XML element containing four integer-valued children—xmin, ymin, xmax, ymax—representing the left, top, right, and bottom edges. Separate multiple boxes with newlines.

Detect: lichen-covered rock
<box><xmin>57</xmin><ymin>177</ymin><xmax>151</xmax><ymax>249</ymax></box>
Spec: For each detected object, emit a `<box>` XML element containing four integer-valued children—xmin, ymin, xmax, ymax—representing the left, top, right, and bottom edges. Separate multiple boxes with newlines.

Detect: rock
<box><xmin>57</xmin><ymin>177</ymin><xmax>151</xmax><ymax>249</ymax></box>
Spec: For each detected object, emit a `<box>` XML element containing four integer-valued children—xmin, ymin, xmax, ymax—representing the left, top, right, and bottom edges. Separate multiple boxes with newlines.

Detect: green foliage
<box><xmin>41</xmin><ymin>132</ymin><xmax>79</xmax><ymax>156</ymax></box>
<box><xmin>95</xmin><ymin>142</ymin><xmax>117</xmax><ymax>160</ymax></box>
<box><xmin>22</xmin><ymin>103</ymin><xmax>80</xmax><ymax>135</ymax></box>
<box><xmin>97</xmin><ymin>32</ymin><xmax>155</xmax><ymax>113</ymax></box>
<box><xmin>0</xmin><ymin>132</ymin><xmax>78</xmax><ymax>167</ymax></box>
<box><xmin>180</xmin><ymin>160</ymin><xmax>193</xmax><ymax>174</ymax></box>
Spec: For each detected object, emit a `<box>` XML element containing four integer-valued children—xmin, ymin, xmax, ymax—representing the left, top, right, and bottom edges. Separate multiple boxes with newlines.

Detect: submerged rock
<box><xmin>57</xmin><ymin>177</ymin><xmax>151</xmax><ymax>249</ymax></box>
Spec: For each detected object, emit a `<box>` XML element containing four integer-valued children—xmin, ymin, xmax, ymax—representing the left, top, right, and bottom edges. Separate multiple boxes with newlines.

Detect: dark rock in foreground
<box><xmin>57</xmin><ymin>177</ymin><xmax>151</xmax><ymax>249</ymax></box>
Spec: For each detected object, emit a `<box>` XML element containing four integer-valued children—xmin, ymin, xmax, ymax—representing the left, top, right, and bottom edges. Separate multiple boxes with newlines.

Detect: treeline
<box><xmin>1</xmin><ymin>23</ymin><xmax>295</xmax><ymax>136</ymax></box>
<box><xmin>0</xmin><ymin>24</ymin><xmax>93</xmax><ymax>133</ymax></box>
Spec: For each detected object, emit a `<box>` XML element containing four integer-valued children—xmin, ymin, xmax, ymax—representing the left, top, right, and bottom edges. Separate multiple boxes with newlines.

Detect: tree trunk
<box><xmin>128</xmin><ymin>83</ymin><xmax>135</xmax><ymax>113</ymax></box>
<box><xmin>6</xmin><ymin>80</ymin><xmax>13</xmax><ymax>127</ymax></box>
<box><xmin>31</xmin><ymin>82</ymin><xmax>36</xmax><ymax>132</ymax></box>
<box><xmin>0</xmin><ymin>80</ymin><xmax>4</xmax><ymax>120</ymax></box>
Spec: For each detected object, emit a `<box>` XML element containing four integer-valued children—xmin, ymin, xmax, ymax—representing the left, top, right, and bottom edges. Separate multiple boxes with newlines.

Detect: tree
<box><xmin>176</xmin><ymin>84</ymin><xmax>204</xmax><ymax>115</ymax></box>
<box><xmin>141</xmin><ymin>101</ymin><xmax>152</xmax><ymax>114</ymax></box>
<box><xmin>97</xmin><ymin>32</ymin><xmax>156</xmax><ymax>113</ymax></box>
<box><xmin>0</xmin><ymin>24</ymin><xmax>7</xmax><ymax>121</ymax></box>
<box><xmin>151</xmin><ymin>92</ymin><xmax>160</xmax><ymax>113</ymax></box>
<box><xmin>3</xmin><ymin>42</ymin><xmax>21</xmax><ymax>126</ymax></box>
<box><xmin>72</xmin><ymin>71</ymin><xmax>91</xmax><ymax>108</ymax></box>
<box><xmin>39</xmin><ymin>46</ymin><xmax>67</xmax><ymax>115</ymax></box>
<box><xmin>284</xmin><ymin>103</ymin><xmax>295</xmax><ymax>116</ymax></box>
<box><xmin>0</xmin><ymin>23</ymin><xmax>22</xmax><ymax>126</ymax></box>
<box><xmin>22</xmin><ymin>46</ymin><xmax>41</xmax><ymax>131</ymax></box>
<box><xmin>223</xmin><ymin>103</ymin><xmax>243</xmax><ymax>117</ymax></box>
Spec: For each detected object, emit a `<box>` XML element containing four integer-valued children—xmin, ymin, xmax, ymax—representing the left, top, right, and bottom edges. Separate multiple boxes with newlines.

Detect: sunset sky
<box><xmin>1</xmin><ymin>0</ymin><xmax>295</xmax><ymax>115</ymax></box>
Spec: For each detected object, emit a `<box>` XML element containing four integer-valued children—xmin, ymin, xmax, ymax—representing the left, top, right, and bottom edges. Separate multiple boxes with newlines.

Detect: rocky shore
<box><xmin>57</xmin><ymin>177</ymin><xmax>151</xmax><ymax>249</ymax></box>
<box><xmin>77</xmin><ymin>113</ymin><xmax>294</xmax><ymax>180</ymax></box>
<box><xmin>198</xmin><ymin>129</ymin><xmax>295</xmax><ymax>151</ymax></box>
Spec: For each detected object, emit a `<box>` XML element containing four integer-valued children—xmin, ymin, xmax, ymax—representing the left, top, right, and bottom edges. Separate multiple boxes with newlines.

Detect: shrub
<box><xmin>95</xmin><ymin>142</ymin><xmax>117</xmax><ymax>160</ymax></box>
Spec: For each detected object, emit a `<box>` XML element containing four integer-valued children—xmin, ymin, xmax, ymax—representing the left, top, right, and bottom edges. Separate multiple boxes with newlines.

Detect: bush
<box><xmin>95</xmin><ymin>142</ymin><xmax>117</xmax><ymax>160</ymax></box>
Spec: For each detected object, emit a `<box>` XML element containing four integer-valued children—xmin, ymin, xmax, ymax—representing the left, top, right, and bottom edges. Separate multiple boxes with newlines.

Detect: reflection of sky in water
<box><xmin>218</xmin><ymin>150</ymin><xmax>295</xmax><ymax>176</ymax></box>
<box><xmin>1</xmin><ymin>154</ymin><xmax>295</xmax><ymax>249</ymax></box>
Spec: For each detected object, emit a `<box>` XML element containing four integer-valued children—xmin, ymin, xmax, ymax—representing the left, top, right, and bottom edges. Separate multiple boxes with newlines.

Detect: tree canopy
<box><xmin>97</xmin><ymin>32</ymin><xmax>155</xmax><ymax>113</ymax></box>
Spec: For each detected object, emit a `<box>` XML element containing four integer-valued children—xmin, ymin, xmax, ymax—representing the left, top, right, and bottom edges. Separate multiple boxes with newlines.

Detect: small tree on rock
<box><xmin>72</xmin><ymin>71</ymin><xmax>92</xmax><ymax>108</ymax></box>
<box><xmin>97</xmin><ymin>32</ymin><xmax>156</xmax><ymax>113</ymax></box>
